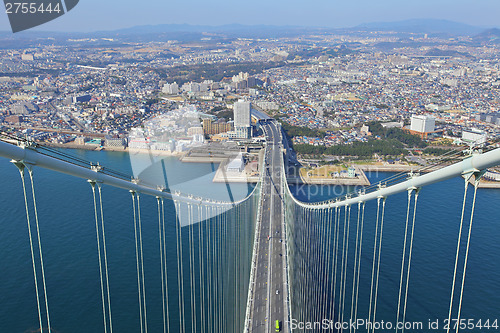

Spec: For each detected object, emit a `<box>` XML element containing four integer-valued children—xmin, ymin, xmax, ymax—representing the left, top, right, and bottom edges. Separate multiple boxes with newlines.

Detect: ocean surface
<box><xmin>0</xmin><ymin>149</ymin><xmax>499</xmax><ymax>332</ymax></box>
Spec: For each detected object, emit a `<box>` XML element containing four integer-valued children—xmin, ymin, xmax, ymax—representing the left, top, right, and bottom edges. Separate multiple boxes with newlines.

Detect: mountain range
<box><xmin>353</xmin><ymin>18</ymin><xmax>485</xmax><ymax>36</ymax></box>
<box><xmin>102</xmin><ymin>19</ymin><xmax>492</xmax><ymax>37</ymax></box>
<box><xmin>0</xmin><ymin>19</ymin><xmax>498</xmax><ymax>43</ymax></box>
<box><xmin>473</xmin><ymin>28</ymin><xmax>500</xmax><ymax>44</ymax></box>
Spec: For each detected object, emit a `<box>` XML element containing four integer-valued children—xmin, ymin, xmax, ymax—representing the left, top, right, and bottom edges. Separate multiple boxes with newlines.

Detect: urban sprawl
<box><xmin>1</xmin><ymin>28</ymin><xmax>500</xmax><ymax>180</ymax></box>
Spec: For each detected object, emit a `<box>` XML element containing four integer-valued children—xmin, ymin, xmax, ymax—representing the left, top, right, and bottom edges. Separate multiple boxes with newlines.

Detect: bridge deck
<box><xmin>249</xmin><ymin>120</ymin><xmax>288</xmax><ymax>332</ymax></box>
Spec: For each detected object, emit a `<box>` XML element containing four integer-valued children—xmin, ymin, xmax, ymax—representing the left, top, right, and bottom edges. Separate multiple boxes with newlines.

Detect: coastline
<box><xmin>37</xmin><ymin>143</ymin><xmax>500</xmax><ymax>188</ymax></box>
<box><xmin>40</xmin><ymin>142</ymin><xmax>185</xmax><ymax>157</ymax></box>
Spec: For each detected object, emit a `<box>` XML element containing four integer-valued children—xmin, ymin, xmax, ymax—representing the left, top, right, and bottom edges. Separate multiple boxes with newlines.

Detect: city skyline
<box><xmin>1</xmin><ymin>0</ymin><xmax>500</xmax><ymax>33</ymax></box>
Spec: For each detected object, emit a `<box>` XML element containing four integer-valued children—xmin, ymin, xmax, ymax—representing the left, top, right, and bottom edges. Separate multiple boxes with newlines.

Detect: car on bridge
<box><xmin>275</xmin><ymin>319</ymin><xmax>281</xmax><ymax>332</ymax></box>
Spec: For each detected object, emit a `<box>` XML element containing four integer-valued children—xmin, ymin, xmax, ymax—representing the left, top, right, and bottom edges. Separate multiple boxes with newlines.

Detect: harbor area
<box><xmin>37</xmin><ymin>142</ymin><xmax>500</xmax><ymax>188</ymax></box>
<box><xmin>212</xmin><ymin>152</ymin><xmax>372</xmax><ymax>186</ymax></box>
<box><xmin>286</xmin><ymin>164</ymin><xmax>370</xmax><ymax>185</ymax></box>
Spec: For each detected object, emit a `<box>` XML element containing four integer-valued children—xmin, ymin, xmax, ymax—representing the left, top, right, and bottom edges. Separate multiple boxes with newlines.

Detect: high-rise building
<box><xmin>410</xmin><ymin>115</ymin><xmax>435</xmax><ymax>133</ymax></box>
<box><xmin>202</xmin><ymin>118</ymin><xmax>233</xmax><ymax>135</ymax></box>
<box><xmin>162</xmin><ymin>82</ymin><xmax>179</xmax><ymax>95</ymax></box>
<box><xmin>234</xmin><ymin>100</ymin><xmax>251</xmax><ymax>127</ymax></box>
<box><xmin>202</xmin><ymin>118</ymin><xmax>212</xmax><ymax>133</ymax></box>
<box><xmin>234</xmin><ymin>100</ymin><xmax>252</xmax><ymax>139</ymax></box>
<box><xmin>181</xmin><ymin>82</ymin><xmax>200</xmax><ymax>92</ymax></box>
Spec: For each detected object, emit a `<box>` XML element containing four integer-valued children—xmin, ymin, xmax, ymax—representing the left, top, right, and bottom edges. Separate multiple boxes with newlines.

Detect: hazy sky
<box><xmin>1</xmin><ymin>0</ymin><xmax>499</xmax><ymax>32</ymax></box>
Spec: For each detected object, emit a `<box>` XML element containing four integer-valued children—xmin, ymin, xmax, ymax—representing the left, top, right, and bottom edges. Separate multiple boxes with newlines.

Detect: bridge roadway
<box><xmin>250</xmin><ymin>119</ymin><xmax>288</xmax><ymax>332</ymax></box>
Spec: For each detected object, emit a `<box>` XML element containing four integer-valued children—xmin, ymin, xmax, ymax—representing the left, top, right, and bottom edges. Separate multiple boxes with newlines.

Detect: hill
<box><xmin>473</xmin><ymin>28</ymin><xmax>500</xmax><ymax>44</ymax></box>
<box><xmin>353</xmin><ymin>19</ymin><xmax>484</xmax><ymax>36</ymax></box>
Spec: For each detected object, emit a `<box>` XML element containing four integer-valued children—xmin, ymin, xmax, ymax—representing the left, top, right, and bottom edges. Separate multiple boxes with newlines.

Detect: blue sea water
<box><xmin>0</xmin><ymin>149</ymin><xmax>499</xmax><ymax>332</ymax></box>
<box><xmin>289</xmin><ymin>171</ymin><xmax>500</xmax><ymax>331</ymax></box>
<box><xmin>0</xmin><ymin>149</ymin><xmax>252</xmax><ymax>333</ymax></box>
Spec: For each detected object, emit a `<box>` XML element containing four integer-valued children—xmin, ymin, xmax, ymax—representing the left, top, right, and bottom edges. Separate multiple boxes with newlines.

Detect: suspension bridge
<box><xmin>0</xmin><ymin>118</ymin><xmax>499</xmax><ymax>333</ymax></box>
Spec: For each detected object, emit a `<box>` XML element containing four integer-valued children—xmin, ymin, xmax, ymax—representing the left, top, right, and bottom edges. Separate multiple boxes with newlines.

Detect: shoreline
<box><xmin>37</xmin><ymin>143</ymin><xmax>500</xmax><ymax>188</ymax></box>
<box><xmin>40</xmin><ymin>142</ymin><xmax>185</xmax><ymax>157</ymax></box>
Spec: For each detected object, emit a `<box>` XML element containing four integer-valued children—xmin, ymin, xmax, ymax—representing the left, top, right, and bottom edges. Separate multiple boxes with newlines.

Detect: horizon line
<box><xmin>1</xmin><ymin>18</ymin><xmax>499</xmax><ymax>35</ymax></box>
